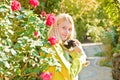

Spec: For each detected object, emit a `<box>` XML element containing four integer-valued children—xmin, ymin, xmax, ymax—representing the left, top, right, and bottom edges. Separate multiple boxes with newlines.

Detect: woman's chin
<box><xmin>62</xmin><ymin>38</ymin><xmax>67</xmax><ymax>41</ymax></box>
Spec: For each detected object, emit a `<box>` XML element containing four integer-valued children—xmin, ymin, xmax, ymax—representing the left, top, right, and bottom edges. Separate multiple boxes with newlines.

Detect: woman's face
<box><xmin>58</xmin><ymin>21</ymin><xmax>72</xmax><ymax>41</ymax></box>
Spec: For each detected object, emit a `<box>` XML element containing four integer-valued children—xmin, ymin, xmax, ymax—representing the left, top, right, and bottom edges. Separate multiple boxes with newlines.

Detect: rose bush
<box><xmin>0</xmin><ymin>0</ymin><xmax>60</xmax><ymax>80</ymax></box>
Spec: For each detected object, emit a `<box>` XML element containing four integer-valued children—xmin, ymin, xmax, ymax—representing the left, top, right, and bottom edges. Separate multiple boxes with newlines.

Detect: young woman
<box><xmin>47</xmin><ymin>13</ymin><xmax>89</xmax><ymax>80</ymax></box>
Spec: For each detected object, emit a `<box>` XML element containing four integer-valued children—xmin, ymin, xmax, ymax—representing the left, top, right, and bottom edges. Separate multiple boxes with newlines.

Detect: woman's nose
<box><xmin>65</xmin><ymin>30</ymin><xmax>69</xmax><ymax>34</ymax></box>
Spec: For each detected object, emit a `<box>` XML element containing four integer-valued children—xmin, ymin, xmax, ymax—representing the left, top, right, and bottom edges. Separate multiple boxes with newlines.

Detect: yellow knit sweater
<box><xmin>44</xmin><ymin>44</ymin><xmax>82</xmax><ymax>80</ymax></box>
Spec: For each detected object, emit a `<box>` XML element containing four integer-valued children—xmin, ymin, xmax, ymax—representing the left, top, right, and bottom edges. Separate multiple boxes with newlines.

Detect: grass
<box><xmin>99</xmin><ymin>59</ymin><xmax>112</xmax><ymax>67</ymax></box>
<box><xmin>94</xmin><ymin>52</ymin><xmax>105</xmax><ymax>57</ymax></box>
<box><xmin>94</xmin><ymin>52</ymin><xmax>112</xmax><ymax>67</ymax></box>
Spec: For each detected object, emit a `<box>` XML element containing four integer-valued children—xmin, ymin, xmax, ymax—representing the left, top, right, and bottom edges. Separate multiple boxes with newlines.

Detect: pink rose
<box><xmin>33</xmin><ymin>31</ymin><xmax>41</xmax><ymax>38</ymax></box>
<box><xmin>29</xmin><ymin>0</ymin><xmax>39</xmax><ymax>8</ymax></box>
<box><xmin>34</xmin><ymin>31</ymin><xmax>38</xmax><ymax>36</ymax></box>
<box><xmin>40</xmin><ymin>72</ymin><xmax>52</xmax><ymax>80</ymax></box>
<box><xmin>48</xmin><ymin>36</ymin><xmax>57</xmax><ymax>46</ymax></box>
<box><xmin>11</xmin><ymin>0</ymin><xmax>21</xmax><ymax>11</ymax></box>
<box><xmin>41</xmin><ymin>11</ymin><xmax>46</xmax><ymax>17</ymax></box>
<box><xmin>46</xmin><ymin>14</ymin><xmax>55</xmax><ymax>26</ymax></box>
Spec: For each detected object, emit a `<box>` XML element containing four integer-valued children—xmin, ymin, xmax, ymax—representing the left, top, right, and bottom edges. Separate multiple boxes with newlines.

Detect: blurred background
<box><xmin>0</xmin><ymin>0</ymin><xmax>120</xmax><ymax>79</ymax></box>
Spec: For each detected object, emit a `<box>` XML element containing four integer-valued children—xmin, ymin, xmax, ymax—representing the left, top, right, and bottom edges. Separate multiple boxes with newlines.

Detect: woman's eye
<box><xmin>69</xmin><ymin>28</ymin><xmax>72</xmax><ymax>31</ymax></box>
<box><xmin>62</xmin><ymin>26</ymin><xmax>66</xmax><ymax>29</ymax></box>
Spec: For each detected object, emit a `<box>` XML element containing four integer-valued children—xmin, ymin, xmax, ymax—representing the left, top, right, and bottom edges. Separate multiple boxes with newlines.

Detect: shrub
<box><xmin>0</xmin><ymin>0</ymin><xmax>60</xmax><ymax>79</ymax></box>
<box><xmin>100</xmin><ymin>27</ymin><xmax>118</xmax><ymax>61</ymax></box>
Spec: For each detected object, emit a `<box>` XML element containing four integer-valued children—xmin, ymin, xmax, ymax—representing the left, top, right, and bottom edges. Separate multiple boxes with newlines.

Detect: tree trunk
<box><xmin>112</xmin><ymin>54</ymin><xmax>120</xmax><ymax>80</ymax></box>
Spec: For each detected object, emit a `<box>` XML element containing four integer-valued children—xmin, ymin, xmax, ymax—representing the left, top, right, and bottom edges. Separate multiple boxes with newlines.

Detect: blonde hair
<box><xmin>48</xmin><ymin>13</ymin><xmax>76</xmax><ymax>42</ymax></box>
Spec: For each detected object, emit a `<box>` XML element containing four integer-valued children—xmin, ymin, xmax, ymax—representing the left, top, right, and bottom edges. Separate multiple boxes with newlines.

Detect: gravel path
<box><xmin>78</xmin><ymin>43</ymin><xmax>113</xmax><ymax>80</ymax></box>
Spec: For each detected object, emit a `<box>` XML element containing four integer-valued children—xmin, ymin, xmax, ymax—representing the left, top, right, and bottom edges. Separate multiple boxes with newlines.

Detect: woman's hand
<box><xmin>73</xmin><ymin>39</ymin><xmax>82</xmax><ymax>54</ymax></box>
<box><xmin>63</xmin><ymin>39</ymin><xmax>83</xmax><ymax>54</ymax></box>
<box><xmin>74</xmin><ymin>45</ymin><xmax>82</xmax><ymax>53</ymax></box>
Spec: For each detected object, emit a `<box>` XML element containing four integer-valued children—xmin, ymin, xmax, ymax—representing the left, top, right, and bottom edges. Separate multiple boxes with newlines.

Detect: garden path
<box><xmin>78</xmin><ymin>43</ymin><xmax>113</xmax><ymax>80</ymax></box>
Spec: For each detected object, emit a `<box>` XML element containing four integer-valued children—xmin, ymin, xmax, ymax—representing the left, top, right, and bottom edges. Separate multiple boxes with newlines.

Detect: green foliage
<box><xmin>59</xmin><ymin>0</ymin><xmax>98</xmax><ymax>41</ymax></box>
<box><xmin>17</xmin><ymin>0</ymin><xmax>61</xmax><ymax>14</ymax></box>
<box><xmin>112</xmin><ymin>44</ymin><xmax>120</xmax><ymax>54</ymax></box>
<box><xmin>100</xmin><ymin>27</ymin><xmax>118</xmax><ymax>61</ymax></box>
<box><xmin>94</xmin><ymin>52</ymin><xmax>105</xmax><ymax>57</ymax></box>
<box><xmin>98</xmin><ymin>0</ymin><xmax>120</xmax><ymax>64</ymax></box>
<box><xmin>101</xmin><ymin>0</ymin><xmax>120</xmax><ymax>25</ymax></box>
<box><xmin>0</xmin><ymin>1</ymin><xmax>60</xmax><ymax>79</ymax></box>
<box><xmin>100</xmin><ymin>59</ymin><xmax>112</xmax><ymax>67</ymax></box>
<box><xmin>86</xmin><ymin>25</ymin><xmax>104</xmax><ymax>42</ymax></box>
<box><xmin>44</xmin><ymin>0</ymin><xmax>61</xmax><ymax>14</ymax></box>
<box><xmin>58</xmin><ymin>0</ymin><xmax>120</xmax><ymax>44</ymax></box>
<box><xmin>100</xmin><ymin>27</ymin><xmax>118</xmax><ymax>46</ymax></box>
<box><xmin>58</xmin><ymin>0</ymin><xmax>120</xmax><ymax>67</ymax></box>
<box><xmin>58</xmin><ymin>0</ymin><xmax>112</xmax><ymax>42</ymax></box>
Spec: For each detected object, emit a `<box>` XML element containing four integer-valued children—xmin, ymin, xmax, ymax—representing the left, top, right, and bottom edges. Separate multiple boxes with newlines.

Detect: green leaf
<box><xmin>29</xmin><ymin>16</ymin><xmax>36</xmax><ymax>23</ymax></box>
<box><xmin>4</xmin><ymin>61</ymin><xmax>10</xmax><ymax>68</ymax></box>
<box><xmin>0</xmin><ymin>52</ymin><xmax>8</xmax><ymax>61</ymax></box>
<box><xmin>4</xmin><ymin>46</ymin><xmax>10</xmax><ymax>53</ymax></box>
<box><xmin>14</xmin><ymin>43</ymin><xmax>21</xmax><ymax>49</ymax></box>
<box><xmin>6</xmin><ymin>19</ymin><xmax>12</xmax><ymax>25</ymax></box>
<box><xmin>8</xmin><ymin>14</ymin><xmax>15</xmax><ymax>18</ymax></box>
<box><xmin>7</xmin><ymin>39</ymin><xmax>13</xmax><ymax>46</ymax></box>
<box><xmin>8</xmin><ymin>29</ymin><xmax>14</xmax><ymax>35</ymax></box>
<box><xmin>33</xmin><ymin>67</ymin><xmax>41</xmax><ymax>73</ymax></box>
<box><xmin>56</xmin><ymin>66</ymin><xmax>61</xmax><ymax>72</ymax></box>
<box><xmin>23</xmin><ymin>10</ymin><xmax>33</xmax><ymax>16</ymax></box>
<box><xmin>16</xmin><ymin>69</ymin><xmax>21</xmax><ymax>76</ymax></box>
<box><xmin>30</xmin><ymin>40</ymin><xmax>43</xmax><ymax>48</ymax></box>
<box><xmin>0</xmin><ymin>43</ymin><xmax>2</xmax><ymax>47</ymax></box>
<box><xmin>0</xmin><ymin>4</ymin><xmax>9</xmax><ymax>12</ymax></box>
<box><xmin>16</xmin><ymin>14</ymin><xmax>25</xmax><ymax>19</ymax></box>
<box><xmin>11</xmin><ymin>49</ymin><xmax>17</xmax><ymax>56</ymax></box>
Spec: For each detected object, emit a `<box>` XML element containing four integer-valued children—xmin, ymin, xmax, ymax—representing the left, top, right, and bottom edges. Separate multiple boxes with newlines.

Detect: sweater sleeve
<box><xmin>69</xmin><ymin>51</ymin><xmax>83</xmax><ymax>79</ymax></box>
<box><xmin>70</xmin><ymin>58</ymin><xmax>82</xmax><ymax>79</ymax></box>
